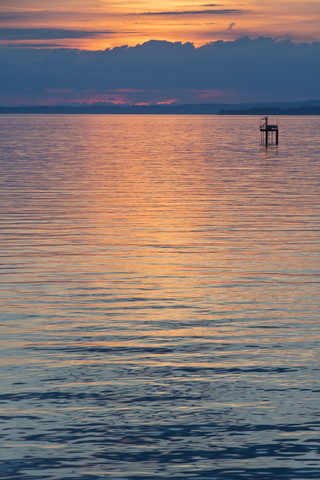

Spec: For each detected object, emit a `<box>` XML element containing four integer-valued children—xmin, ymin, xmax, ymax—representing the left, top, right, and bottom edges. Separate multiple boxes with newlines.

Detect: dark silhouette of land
<box><xmin>1</xmin><ymin>100</ymin><xmax>320</xmax><ymax>115</ymax></box>
<box><xmin>219</xmin><ymin>105</ymin><xmax>320</xmax><ymax>115</ymax></box>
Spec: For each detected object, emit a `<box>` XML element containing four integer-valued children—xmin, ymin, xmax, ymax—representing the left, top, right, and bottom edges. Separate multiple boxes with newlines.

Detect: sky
<box><xmin>0</xmin><ymin>0</ymin><xmax>320</xmax><ymax>105</ymax></box>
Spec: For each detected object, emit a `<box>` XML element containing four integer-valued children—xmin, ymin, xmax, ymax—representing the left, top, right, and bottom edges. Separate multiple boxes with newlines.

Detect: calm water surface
<box><xmin>0</xmin><ymin>115</ymin><xmax>320</xmax><ymax>479</ymax></box>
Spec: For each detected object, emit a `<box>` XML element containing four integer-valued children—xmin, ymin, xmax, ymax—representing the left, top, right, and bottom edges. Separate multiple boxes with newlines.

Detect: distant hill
<box><xmin>219</xmin><ymin>106</ymin><xmax>320</xmax><ymax>115</ymax></box>
<box><xmin>1</xmin><ymin>101</ymin><xmax>320</xmax><ymax>115</ymax></box>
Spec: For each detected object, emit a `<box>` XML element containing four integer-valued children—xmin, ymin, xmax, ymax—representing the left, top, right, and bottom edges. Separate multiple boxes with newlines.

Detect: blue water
<box><xmin>0</xmin><ymin>114</ymin><xmax>320</xmax><ymax>480</ymax></box>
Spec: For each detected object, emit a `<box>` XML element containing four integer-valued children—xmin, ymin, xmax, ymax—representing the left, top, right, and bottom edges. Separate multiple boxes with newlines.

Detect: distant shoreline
<box><xmin>1</xmin><ymin>104</ymin><xmax>320</xmax><ymax>115</ymax></box>
<box><xmin>219</xmin><ymin>106</ymin><xmax>320</xmax><ymax>115</ymax></box>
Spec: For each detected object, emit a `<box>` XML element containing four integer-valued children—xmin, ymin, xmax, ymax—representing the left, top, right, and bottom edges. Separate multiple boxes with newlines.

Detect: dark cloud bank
<box><xmin>1</xmin><ymin>37</ymin><xmax>320</xmax><ymax>103</ymax></box>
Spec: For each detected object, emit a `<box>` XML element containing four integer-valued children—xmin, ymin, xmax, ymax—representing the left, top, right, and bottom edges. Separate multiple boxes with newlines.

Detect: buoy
<box><xmin>260</xmin><ymin>116</ymin><xmax>278</xmax><ymax>146</ymax></box>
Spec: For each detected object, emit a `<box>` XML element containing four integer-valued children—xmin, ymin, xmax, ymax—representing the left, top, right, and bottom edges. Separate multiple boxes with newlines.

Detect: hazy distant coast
<box><xmin>219</xmin><ymin>106</ymin><xmax>320</xmax><ymax>115</ymax></box>
<box><xmin>1</xmin><ymin>101</ymin><xmax>320</xmax><ymax>115</ymax></box>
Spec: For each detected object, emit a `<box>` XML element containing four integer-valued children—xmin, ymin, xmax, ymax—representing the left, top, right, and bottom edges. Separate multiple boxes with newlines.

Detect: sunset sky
<box><xmin>0</xmin><ymin>1</ymin><xmax>320</xmax><ymax>105</ymax></box>
<box><xmin>1</xmin><ymin>0</ymin><xmax>320</xmax><ymax>49</ymax></box>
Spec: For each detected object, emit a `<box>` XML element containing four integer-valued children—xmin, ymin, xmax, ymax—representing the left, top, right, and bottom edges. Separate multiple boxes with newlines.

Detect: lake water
<box><xmin>0</xmin><ymin>114</ymin><xmax>319</xmax><ymax>480</ymax></box>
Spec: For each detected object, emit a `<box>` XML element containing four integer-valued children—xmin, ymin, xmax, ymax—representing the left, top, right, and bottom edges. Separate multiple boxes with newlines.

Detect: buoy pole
<box><xmin>265</xmin><ymin>116</ymin><xmax>268</xmax><ymax>146</ymax></box>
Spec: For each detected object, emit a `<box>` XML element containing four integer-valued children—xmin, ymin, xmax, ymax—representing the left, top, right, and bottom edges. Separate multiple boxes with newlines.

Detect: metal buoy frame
<box><xmin>260</xmin><ymin>116</ymin><xmax>278</xmax><ymax>146</ymax></box>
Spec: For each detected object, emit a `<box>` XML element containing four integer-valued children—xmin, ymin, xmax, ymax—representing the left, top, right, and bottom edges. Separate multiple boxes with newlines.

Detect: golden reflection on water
<box><xmin>1</xmin><ymin>116</ymin><xmax>319</xmax><ymax>362</ymax></box>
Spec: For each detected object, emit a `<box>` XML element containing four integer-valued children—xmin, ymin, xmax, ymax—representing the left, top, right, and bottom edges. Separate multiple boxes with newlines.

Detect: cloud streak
<box><xmin>2</xmin><ymin>43</ymin><xmax>71</xmax><ymax>48</ymax></box>
<box><xmin>0</xmin><ymin>28</ymin><xmax>115</xmax><ymax>40</ymax></box>
<box><xmin>136</xmin><ymin>9</ymin><xmax>247</xmax><ymax>16</ymax></box>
